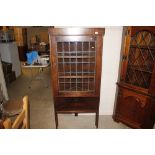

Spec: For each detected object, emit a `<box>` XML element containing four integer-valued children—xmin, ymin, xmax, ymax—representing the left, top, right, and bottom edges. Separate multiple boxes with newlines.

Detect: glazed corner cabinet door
<box><xmin>49</xmin><ymin>28</ymin><xmax>105</xmax><ymax>128</ymax></box>
<box><xmin>113</xmin><ymin>26</ymin><xmax>155</xmax><ymax>128</ymax></box>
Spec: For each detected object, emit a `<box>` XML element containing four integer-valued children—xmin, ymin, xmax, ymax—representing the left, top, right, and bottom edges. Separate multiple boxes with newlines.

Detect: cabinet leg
<box><xmin>55</xmin><ymin>112</ymin><xmax>58</xmax><ymax>129</ymax></box>
<box><xmin>95</xmin><ymin>112</ymin><xmax>99</xmax><ymax>128</ymax></box>
<box><xmin>75</xmin><ymin>113</ymin><xmax>78</xmax><ymax>116</ymax></box>
<box><xmin>112</xmin><ymin>115</ymin><xmax>120</xmax><ymax>123</ymax></box>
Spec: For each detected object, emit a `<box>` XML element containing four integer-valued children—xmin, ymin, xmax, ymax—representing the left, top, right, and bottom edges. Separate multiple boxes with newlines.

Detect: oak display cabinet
<box><xmin>49</xmin><ymin>28</ymin><xmax>104</xmax><ymax>128</ymax></box>
<box><xmin>113</xmin><ymin>26</ymin><xmax>155</xmax><ymax>128</ymax></box>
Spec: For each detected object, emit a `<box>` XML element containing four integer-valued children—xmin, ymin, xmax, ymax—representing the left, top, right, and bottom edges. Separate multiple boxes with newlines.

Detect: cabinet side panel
<box><xmin>95</xmin><ymin>35</ymin><xmax>103</xmax><ymax>95</ymax></box>
<box><xmin>50</xmin><ymin>36</ymin><xmax>59</xmax><ymax>96</ymax></box>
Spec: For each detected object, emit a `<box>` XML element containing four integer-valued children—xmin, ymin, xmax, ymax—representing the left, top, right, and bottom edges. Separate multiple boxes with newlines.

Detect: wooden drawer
<box><xmin>54</xmin><ymin>97</ymin><xmax>99</xmax><ymax>113</ymax></box>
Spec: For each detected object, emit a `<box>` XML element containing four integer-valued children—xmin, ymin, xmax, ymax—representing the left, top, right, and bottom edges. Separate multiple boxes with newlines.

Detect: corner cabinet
<box><xmin>113</xmin><ymin>26</ymin><xmax>155</xmax><ymax>128</ymax></box>
<box><xmin>49</xmin><ymin>28</ymin><xmax>105</xmax><ymax>128</ymax></box>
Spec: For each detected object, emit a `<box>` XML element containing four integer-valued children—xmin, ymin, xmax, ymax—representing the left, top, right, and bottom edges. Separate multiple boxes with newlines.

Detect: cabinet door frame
<box><xmin>120</xmin><ymin>27</ymin><xmax>131</xmax><ymax>82</ymax></box>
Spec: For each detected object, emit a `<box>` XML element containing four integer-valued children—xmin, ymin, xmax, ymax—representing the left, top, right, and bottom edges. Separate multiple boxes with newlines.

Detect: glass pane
<box><xmin>56</xmin><ymin>39</ymin><xmax>96</xmax><ymax>92</ymax></box>
<box><xmin>57</xmin><ymin>42</ymin><xmax>63</xmax><ymax>52</ymax></box>
<box><xmin>125</xmin><ymin>30</ymin><xmax>155</xmax><ymax>89</ymax></box>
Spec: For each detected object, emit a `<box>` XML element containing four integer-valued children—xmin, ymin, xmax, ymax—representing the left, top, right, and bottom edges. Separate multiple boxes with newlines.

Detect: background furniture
<box><xmin>14</xmin><ymin>27</ymin><xmax>28</xmax><ymax>61</ymax></box>
<box><xmin>113</xmin><ymin>26</ymin><xmax>155</xmax><ymax>128</ymax></box>
<box><xmin>3</xmin><ymin>98</ymin><xmax>23</xmax><ymax>117</ymax></box>
<box><xmin>1</xmin><ymin>61</ymin><xmax>16</xmax><ymax>85</ymax></box>
<box><xmin>0</xmin><ymin>83</ymin><xmax>23</xmax><ymax>120</ymax></box>
<box><xmin>49</xmin><ymin>28</ymin><xmax>104</xmax><ymax>128</ymax></box>
<box><xmin>3</xmin><ymin>96</ymin><xmax>29</xmax><ymax>129</ymax></box>
<box><xmin>0</xmin><ymin>61</ymin><xmax>8</xmax><ymax>100</ymax></box>
<box><xmin>0</xmin><ymin>42</ymin><xmax>21</xmax><ymax>77</ymax></box>
<box><xmin>22</xmin><ymin>55</ymin><xmax>50</xmax><ymax>88</ymax></box>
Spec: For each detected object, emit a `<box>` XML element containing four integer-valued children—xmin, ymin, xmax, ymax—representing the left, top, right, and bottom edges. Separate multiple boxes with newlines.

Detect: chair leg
<box><xmin>95</xmin><ymin>112</ymin><xmax>99</xmax><ymax>128</ymax></box>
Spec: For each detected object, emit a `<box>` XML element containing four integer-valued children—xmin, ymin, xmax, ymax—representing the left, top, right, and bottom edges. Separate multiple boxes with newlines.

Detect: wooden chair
<box><xmin>1</xmin><ymin>84</ymin><xmax>24</xmax><ymax>118</ymax></box>
<box><xmin>2</xmin><ymin>98</ymin><xmax>23</xmax><ymax>117</ymax></box>
<box><xmin>3</xmin><ymin>96</ymin><xmax>29</xmax><ymax>129</ymax></box>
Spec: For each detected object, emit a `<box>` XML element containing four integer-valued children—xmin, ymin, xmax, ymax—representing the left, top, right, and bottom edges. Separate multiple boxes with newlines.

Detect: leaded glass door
<box><xmin>125</xmin><ymin>30</ymin><xmax>155</xmax><ymax>89</ymax></box>
<box><xmin>113</xmin><ymin>26</ymin><xmax>155</xmax><ymax>129</ymax></box>
<box><xmin>55</xmin><ymin>36</ymin><xmax>98</xmax><ymax>95</ymax></box>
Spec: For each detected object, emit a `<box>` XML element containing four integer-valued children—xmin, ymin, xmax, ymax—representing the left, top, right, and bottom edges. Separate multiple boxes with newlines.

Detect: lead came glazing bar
<box><xmin>88</xmin><ymin>41</ymin><xmax>90</xmax><ymax>91</ymax></box>
<box><xmin>57</xmin><ymin>51</ymin><xmax>95</xmax><ymax>54</ymax></box>
<box><xmin>82</xmin><ymin>42</ymin><xmax>83</xmax><ymax>91</ymax></box>
<box><xmin>62</xmin><ymin>42</ymin><xmax>65</xmax><ymax>91</ymax></box>
<box><xmin>57</xmin><ymin>42</ymin><xmax>60</xmax><ymax>91</ymax></box>
<box><xmin>58</xmin><ymin>71</ymin><xmax>95</xmax><ymax>76</ymax></box>
<box><xmin>59</xmin><ymin>75</ymin><xmax>95</xmax><ymax>78</ymax></box>
<box><xmin>69</xmin><ymin>42</ymin><xmax>71</xmax><ymax>91</ymax></box>
<box><xmin>59</xmin><ymin>90</ymin><xmax>95</xmax><ymax>93</ymax></box>
<box><xmin>76</xmin><ymin>42</ymin><xmax>77</xmax><ymax>91</ymax></box>
<box><xmin>58</xmin><ymin>62</ymin><xmax>95</xmax><ymax>64</ymax></box>
<box><xmin>57</xmin><ymin>56</ymin><xmax>95</xmax><ymax>58</ymax></box>
<box><xmin>94</xmin><ymin>41</ymin><xmax>96</xmax><ymax>91</ymax></box>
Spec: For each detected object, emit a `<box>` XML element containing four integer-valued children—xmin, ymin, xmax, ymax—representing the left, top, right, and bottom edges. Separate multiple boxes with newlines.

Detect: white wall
<box><xmin>99</xmin><ymin>26</ymin><xmax>123</xmax><ymax>115</ymax></box>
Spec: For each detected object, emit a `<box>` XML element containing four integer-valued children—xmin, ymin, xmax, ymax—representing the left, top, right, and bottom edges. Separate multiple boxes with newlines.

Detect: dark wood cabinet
<box><xmin>49</xmin><ymin>28</ymin><xmax>104</xmax><ymax>128</ymax></box>
<box><xmin>14</xmin><ymin>27</ymin><xmax>28</xmax><ymax>61</ymax></box>
<box><xmin>113</xmin><ymin>26</ymin><xmax>155</xmax><ymax>128</ymax></box>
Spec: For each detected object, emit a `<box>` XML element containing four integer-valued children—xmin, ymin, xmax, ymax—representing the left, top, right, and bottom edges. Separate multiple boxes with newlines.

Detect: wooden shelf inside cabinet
<box><xmin>49</xmin><ymin>27</ymin><xmax>105</xmax><ymax>128</ymax></box>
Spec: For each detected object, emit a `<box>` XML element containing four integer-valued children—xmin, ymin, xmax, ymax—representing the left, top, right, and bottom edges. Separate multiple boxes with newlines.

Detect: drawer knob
<box><xmin>136</xmin><ymin>98</ymin><xmax>140</xmax><ymax>102</ymax></box>
<box><xmin>136</xmin><ymin>98</ymin><xmax>146</xmax><ymax>108</ymax></box>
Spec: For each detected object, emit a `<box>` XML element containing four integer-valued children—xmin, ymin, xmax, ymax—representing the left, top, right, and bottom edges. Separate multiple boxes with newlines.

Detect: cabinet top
<box><xmin>48</xmin><ymin>28</ymin><xmax>105</xmax><ymax>36</ymax></box>
<box><xmin>129</xmin><ymin>26</ymin><xmax>155</xmax><ymax>36</ymax></box>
